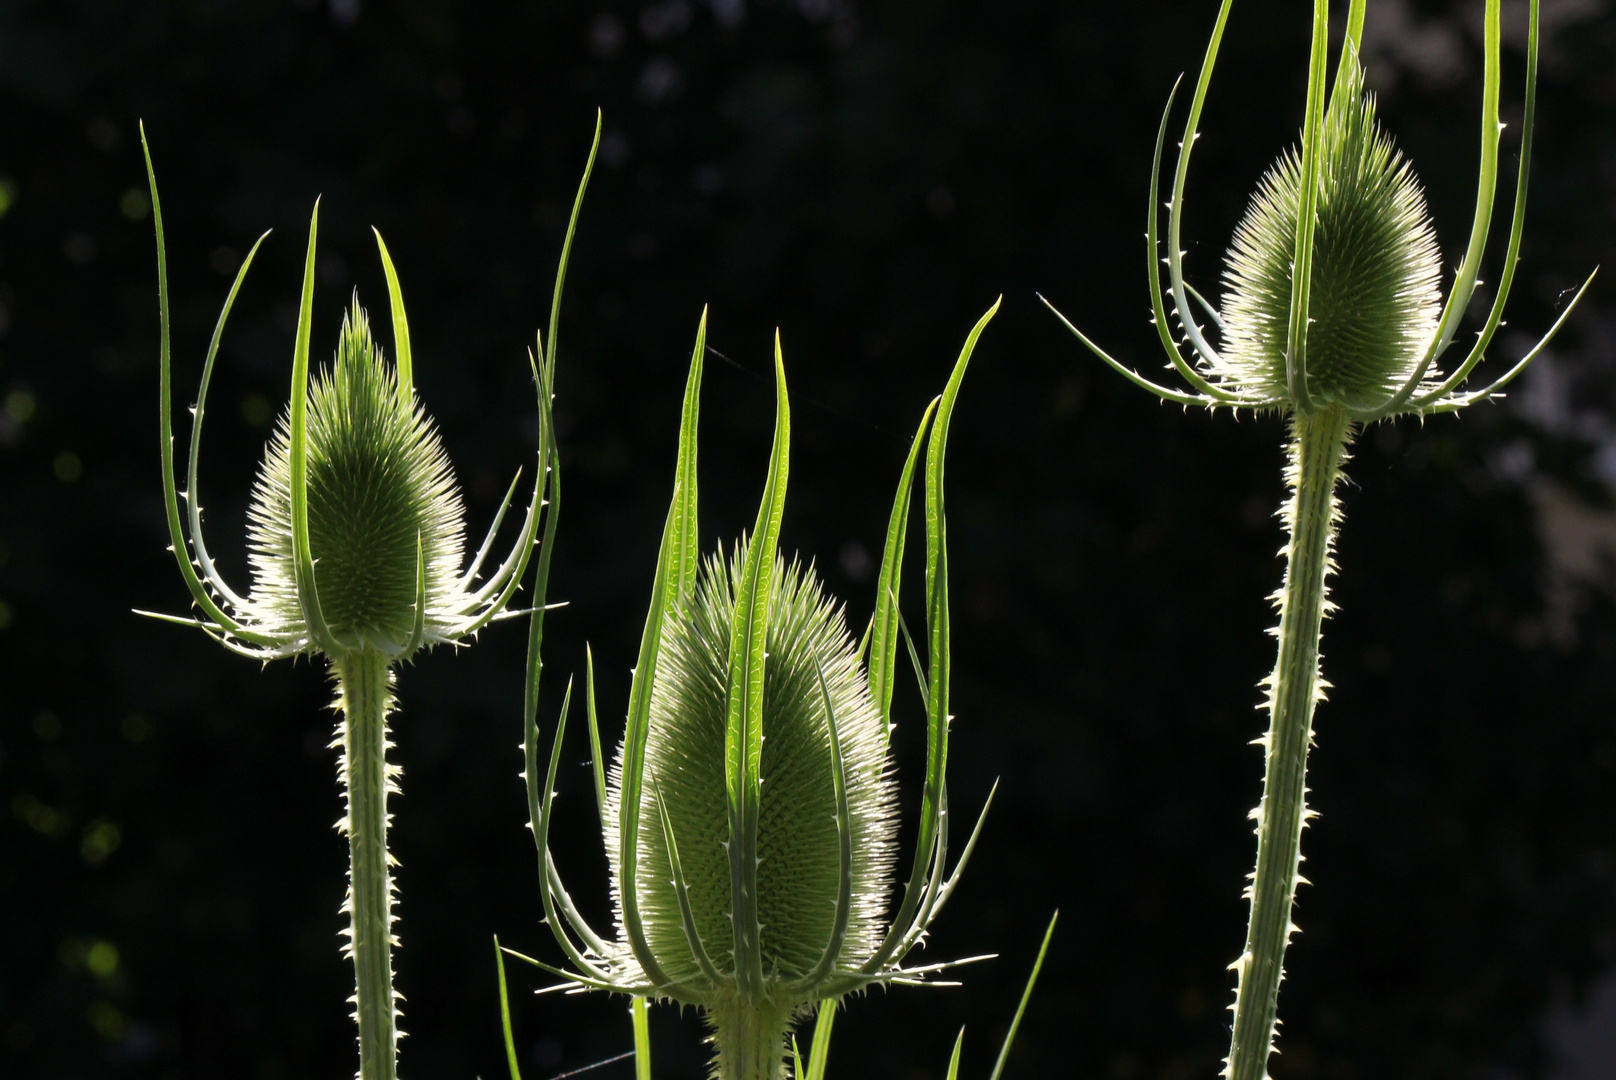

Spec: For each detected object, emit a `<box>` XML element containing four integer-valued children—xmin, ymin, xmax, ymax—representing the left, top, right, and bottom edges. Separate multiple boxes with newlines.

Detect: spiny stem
<box><xmin>335</xmin><ymin>649</ymin><xmax>401</xmax><ymax>1080</ymax></box>
<box><xmin>1225</xmin><ymin>407</ymin><xmax>1351</xmax><ymax>1080</ymax></box>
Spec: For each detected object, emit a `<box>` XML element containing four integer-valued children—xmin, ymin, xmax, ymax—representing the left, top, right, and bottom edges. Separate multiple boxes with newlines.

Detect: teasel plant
<box><xmin>136</xmin><ymin>117</ymin><xmax>600</xmax><ymax>1080</ymax></box>
<box><xmin>1039</xmin><ymin>1</ymin><xmax>1594</xmax><ymax>1078</ymax></box>
<box><xmin>492</xmin><ymin>299</ymin><xmax>1056</xmax><ymax>1080</ymax></box>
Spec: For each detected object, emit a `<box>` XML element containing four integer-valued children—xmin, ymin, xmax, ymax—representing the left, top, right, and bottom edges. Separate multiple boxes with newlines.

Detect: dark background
<box><xmin>3</xmin><ymin>1</ymin><xmax>1616</xmax><ymax>1078</ymax></box>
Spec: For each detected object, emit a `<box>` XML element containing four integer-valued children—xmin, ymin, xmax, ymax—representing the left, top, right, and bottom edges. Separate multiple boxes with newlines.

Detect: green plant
<box><xmin>502</xmin><ymin>301</ymin><xmax>1037</xmax><ymax>1080</ymax></box>
<box><xmin>138</xmin><ymin>119</ymin><xmax>598</xmax><ymax>1080</ymax></box>
<box><xmin>1040</xmin><ymin>2</ymin><xmax>1593</xmax><ymax>1078</ymax></box>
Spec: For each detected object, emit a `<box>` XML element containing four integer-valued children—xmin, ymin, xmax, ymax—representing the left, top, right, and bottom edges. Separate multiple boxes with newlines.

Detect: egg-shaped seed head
<box><xmin>247</xmin><ymin>298</ymin><xmax>466</xmax><ymax>657</ymax></box>
<box><xmin>1214</xmin><ymin>57</ymin><xmax>1444</xmax><ymax>412</ymax></box>
<box><xmin>608</xmin><ymin>539</ymin><xmax>899</xmax><ymax>998</ymax></box>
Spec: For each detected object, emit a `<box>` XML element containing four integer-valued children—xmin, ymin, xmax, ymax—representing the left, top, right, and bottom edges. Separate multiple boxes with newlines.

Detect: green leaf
<box><xmin>1339</xmin><ymin>0</ymin><xmax>1366</xmax><ymax>75</ymax></box>
<box><xmin>986</xmin><ymin>912</ymin><xmax>1058</xmax><ymax>1080</ymax></box>
<box><xmin>494</xmin><ymin>937</ymin><xmax>524</xmax><ymax>1080</ymax></box>
<box><xmin>944</xmin><ymin>1028</ymin><xmax>965</xmax><ymax>1080</ymax></box>
<box><xmin>1416</xmin><ymin>0</ymin><xmax>1503</xmax><ymax>370</ymax></box>
<box><xmin>806</xmin><ymin>1001</ymin><xmax>836</xmax><ymax>1080</ymax></box>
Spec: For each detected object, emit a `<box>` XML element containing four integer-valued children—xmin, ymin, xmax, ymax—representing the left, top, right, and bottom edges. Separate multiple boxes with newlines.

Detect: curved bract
<box><xmin>136</xmin><ymin>117</ymin><xmax>599</xmax><ymax>662</ymax></box>
<box><xmin>514</xmin><ymin>302</ymin><xmax>1002</xmax><ymax>1080</ymax></box>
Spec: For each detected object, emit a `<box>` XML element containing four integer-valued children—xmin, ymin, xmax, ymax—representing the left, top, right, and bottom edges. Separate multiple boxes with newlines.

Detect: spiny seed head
<box><xmin>528</xmin><ymin>305</ymin><xmax>999</xmax><ymax>1080</ymax></box>
<box><xmin>606</xmin><ymin>540</ymin><xmax>898</xmax><ymax>1002</ymax></box>
<box><xmin>1215</xmin><ymin>58</ymin><xmax>1444</xmax><ymax>411</ymax></box>
<box><xmin>247</xmin><ymin>299</ymin><xmax>466</xmax><ymax>656</ymax></box>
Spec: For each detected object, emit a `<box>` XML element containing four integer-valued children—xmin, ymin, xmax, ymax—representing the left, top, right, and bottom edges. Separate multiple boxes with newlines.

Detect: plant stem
<box><xmin>1225</xmin><ymin>407</ymin><xmax>1351</xmax><ymax>1080</ymax></box>
<box><xmin>335</xmin><ymin>648</ymin><xmax>401</xmax><ymax>1080</ymax></box>
<box><xmin>632</xmin><ymin>998</ymin><xmax>652</xmax><ymax>1080</ymax></box>
<box><xmin>709</xmin><ymin>1000</ymin><xmax>792</xmax><ymax>1080</ymax></box>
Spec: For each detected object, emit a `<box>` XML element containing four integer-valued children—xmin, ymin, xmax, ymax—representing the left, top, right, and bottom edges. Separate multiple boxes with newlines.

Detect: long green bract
<box><xmin>187</xmin><ymin>230</ymin><xmax>271</xmax><ymax>614</ymax></box>
<box><xmin>797</xmin><ymin>659</ymin><xmax>854</xmax><ymax>991</ymax></box>
<box><xmin>1405</xmin><ymin>0</ymin><xmax>1535</xmax><ymax>413</ymax></box>
<box><xmin>1285</xmin><ymin>0</ymin><xmax>1330</xmax><ymax>412</ymax></box>
<box><xmin>458</xmin><ymin>113</ymin><xmax>596</xmax><ymax>640</ymax></box>
<box><xmin>1165</xmin><ymin>0</ymin><xmax>1236</xmax><ymax>385</ymax></box>
<box><xmin>1147</xmin><ymin>76</ymin><xmax>1225</xmax><ymax>401</ymax></box>
<box><xmin>868</xmin><ymin>398</ymin><xmax>937</xmax><ymax>741</ymax></box>
<box><xmin>864</xmin><ymin>298</ymin><xmax>997</xmax><ymax>975</ymax></box>
<box><xmin>520</xmin><ymin>111</ymin><xmax>600</xmax><ymax>802</ymax></box>
<box><xmin>546</xmin><ymin>110</ymin><xmax>601</xmax><ymax>400</ymax></box>
<box><xmin>373</xmin><ymin>230</ymin><xmax>414</xmax><ymax>403</ymax></box>
<box><xmin>536</xmin><ymin>680</ymin><xmax>613</xmax><ymax>978</ymax></box>
<box><xmin>288</xmin><ymin>199</ymin><xmax>338</xmax><ymax>654</ymax></box>
<box><xmin>1401</xmin><ymin>0</ymin><xmax>1502</xmax><ymax>388</ymax></box>
<box><xmin>723</xmin><ymin>336</ymin><xmax>791</xmax><ymax>998</ymax></box>
<box><xmin>613</xmin><ymin>311</ymin><xmax>707</xmax><ymax>989</ymax></box>
<box><xmin>141</xmin><ymin>126</ymin><xmax>279</xmax><ymax>643</ymax></box>
<box><xmin>671</xmin><ymin>310</ymin><xmax>707</xmax><ymax>611</ymax></box>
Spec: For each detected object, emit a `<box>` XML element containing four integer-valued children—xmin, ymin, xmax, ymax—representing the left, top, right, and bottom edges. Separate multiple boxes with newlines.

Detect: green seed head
<box><xmin>143</xmin><ymin>154</ymin><xmax>566</xmax><ymax>664</ymax></box>
<box><xmin>246</xmin><ymin>299</ymin><xmax>466</xmax><ymax>656</ymax></box>
<box><xmin>607</xmin><ymin>541</ymin><xmax>898</xmax><ymax>999</ymax></box>
<box><xmin>1041</xmin><ymin>1</ymin><xmax>1594</xmax><ymax>421</ymax></box>
<box><xmin>1215</xmin><ymin>58</ymin><xmax>1443</xmax><ymax>411</ymax></box>
<box><xmin>524</xmin><ymin>305</ymin><xmax>1000</xmax><ymax>1080</ymax></box>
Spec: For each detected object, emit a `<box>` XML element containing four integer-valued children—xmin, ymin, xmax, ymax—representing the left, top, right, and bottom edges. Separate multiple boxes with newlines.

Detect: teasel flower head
<box><xmin>135</xmin><ymin>123</ymin><xmax>576</xmax><ymax>663</ymax></box>
<box><xmin>1039</xmin><ymin>5</ymin><xmax>1595</xmax><ymax>1080</ymax></box>
<box><xmin>241</xmin><ymin>298</ymin><xmax>469</xmax><ymax>656</ymax></box>
<box><xmin>138</xmin><ymin>117</ymin><xmax>598</xmax><ymax>1080</ymax></box>
<box><xmin>1042</xmin><ymin>0</ymin><xmax>1595</xmax><ymax>422</ymax></box>
<box><xmin>508</xmin><ymin>302</ymin><xmax>1002</xmax><ymax>1080</ymax></box>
